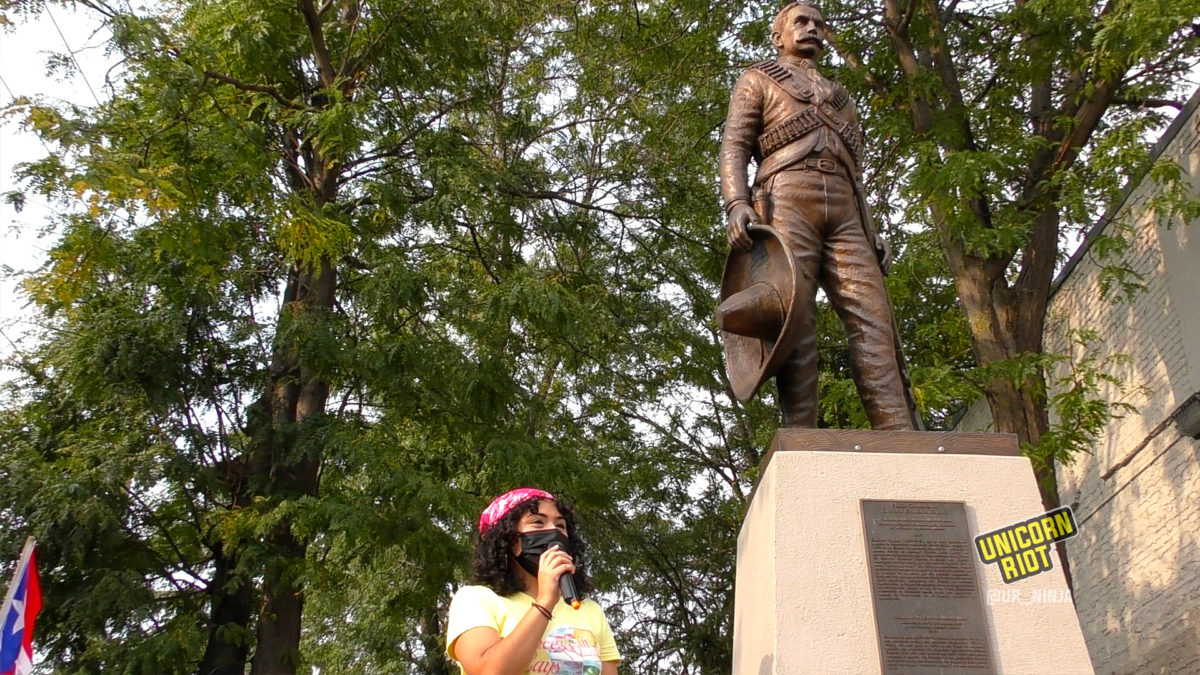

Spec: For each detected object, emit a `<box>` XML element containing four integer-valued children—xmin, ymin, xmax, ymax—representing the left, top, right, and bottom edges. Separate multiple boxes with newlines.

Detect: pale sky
<box><xmin>0</xmin><ymin>5</ymin><xmax>114</xmax><ymax>353</ymax></box>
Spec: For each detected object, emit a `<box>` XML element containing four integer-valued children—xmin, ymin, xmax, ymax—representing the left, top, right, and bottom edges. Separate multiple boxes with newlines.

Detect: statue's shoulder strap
<box><xmin>829</xmin><ymin>82</ymin><xmax>851</xmax><ymax>111</ymax></box>
<box><xmin>749</xmin><ymin>60</ymin><xmax>791</xmax><ymax>82</ymax></box>
<box><xmin>748</xmin><ymin>60</ymin><xmax>813</xmax><ymax>102</ymax></box>
<box><xmin>750</xmin><ymin>61</ymin><xmax>853</xmax><ymax>112</ymax></box>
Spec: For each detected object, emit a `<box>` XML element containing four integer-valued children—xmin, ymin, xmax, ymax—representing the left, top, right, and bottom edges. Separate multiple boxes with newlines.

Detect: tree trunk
<box><xmin>244</xmin><ymin>259</ymin><xmax>337</xmax><ymax>675</ymax></box>
<box><xmin>948</xmin><ymin>248</ymin><xmax>1060</xmax><ymax>502</ymax></box>
<box><xmin>875</xmin><ymin>0</ymin><xmax>1127</xmax><ymax>600</ymax></box>
<box><xmin>251</xmin><ymin>501</ymin><xmax>317</xmax><ymax>675</ymax></box>
<box><xmin>199</xmin><ymin>431</ymin><xmax>258</xmax><ymax>674</ymax></box>
<box><xmin>946</xmin><ymin>208</ymin><xmax>1073</xmax><ymax>590</ymax></box>
<box><xmin>198</xmin><ymin>539</ymin><xmax>254</xmax><ymax>675</ymax></box>
<box><xmin>418</xmin><ymin>607</ymin><xmax>453</xmax><ymax>675</ymax></box>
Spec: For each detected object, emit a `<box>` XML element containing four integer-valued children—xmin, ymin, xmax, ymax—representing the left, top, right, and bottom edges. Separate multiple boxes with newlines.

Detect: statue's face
<box><xmin>772</xmin><ymin>4</ymin><xmax>826</xmax><ymax>59</ymax></box>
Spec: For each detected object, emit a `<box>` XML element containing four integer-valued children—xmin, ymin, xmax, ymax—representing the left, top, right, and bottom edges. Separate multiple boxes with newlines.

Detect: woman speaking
<box><xmin>446</xmin><ymin>488</ymin><xmax>621</xmax><ymax>674</ymax></box>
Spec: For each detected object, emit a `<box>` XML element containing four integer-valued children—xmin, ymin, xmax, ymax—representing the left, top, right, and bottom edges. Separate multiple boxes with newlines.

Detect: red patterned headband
<box><xmin>479</xmin><ymin>487</ymin><xmax>554</xmax><ymax>534</ymax></box>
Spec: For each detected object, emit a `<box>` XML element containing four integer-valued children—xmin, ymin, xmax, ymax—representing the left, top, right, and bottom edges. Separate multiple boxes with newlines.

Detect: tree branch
<box><xmin>901</xmin><ymin>0</ymin><xmax>918</xmax><ymax>32</ymax></box>
<box><xmin>203</xmin><ymin>71</ymin><xmax>302</xmax><ymax>110</ymax></box>
<box><xmin>298</xmin><ymin>0</ymin><xmax>337</xmax><ymax>89</ymax></box>
<box><xmin>882</xmin><ymin>0</ymin><xmax>934</xmax><ymax>132</ymax></box>
<box><xmin>498</xmin><ymin>186</ymin><xmax>630</xmax><ymax>220</ymax></box>
<box><xmin>1110</xmin><ymin>97</ymin><xmax>1184</xmax><ymax>110</ymax></box>
<box><xmin>830</xmin><ymin>36</ymin><xmax>889</xmax><ymax>98</ymax></box>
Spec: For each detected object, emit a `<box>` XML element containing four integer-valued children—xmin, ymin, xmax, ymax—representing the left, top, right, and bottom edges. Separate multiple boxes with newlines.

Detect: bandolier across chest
<box><xmin>749</xmin><ymin>60</ymin><xmax>862</xmax><ymax>164</ymax></box>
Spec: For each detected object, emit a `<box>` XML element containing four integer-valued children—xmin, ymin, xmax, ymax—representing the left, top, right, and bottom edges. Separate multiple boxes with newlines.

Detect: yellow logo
<box><xmin>974</xmin><ymin>506</ymin><xmax>1078</xmax><ymax>583</ymax></box>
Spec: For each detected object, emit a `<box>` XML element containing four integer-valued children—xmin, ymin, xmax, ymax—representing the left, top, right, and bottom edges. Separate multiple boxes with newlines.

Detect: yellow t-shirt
<box><xmin>446</xmin><ymin>585</ymin><xmax>621</xmax><ymax>674</ymax></box>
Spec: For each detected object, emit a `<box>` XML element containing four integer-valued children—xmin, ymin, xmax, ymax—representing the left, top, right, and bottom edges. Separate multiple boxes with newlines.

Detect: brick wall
<box><xmin>965</xmin><ymin>91</ymin><xmax>1200</xmax><ymax>674</ymax></box>
<box><xmin>1051</xmin><ymin>95</ymin><xmax>1200</xmax><ymax>674</ymax></box>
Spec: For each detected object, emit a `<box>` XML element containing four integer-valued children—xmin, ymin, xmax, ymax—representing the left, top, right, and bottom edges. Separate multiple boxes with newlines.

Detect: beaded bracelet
<box><xmin>531</xmin><ymin>602</ymin><xmax>553</xmax><ymax>620</ymax></box>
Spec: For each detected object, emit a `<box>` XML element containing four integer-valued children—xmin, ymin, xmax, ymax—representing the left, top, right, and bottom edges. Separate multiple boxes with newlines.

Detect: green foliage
<box><xmin>1029</xmin><ymin>326</ymin><xmax>1146</xmax><ymax>490</ymax></box>
<box><xmin>2</xmin><ymin>0</ymin><xmax>757</xmax><ymax>671</ymax></box>
<box><xmin>1</xmin><ymin>0</ymin><xmax>1196</xmax><ymax>671</ymax></box>
<box><xmin>820</xmin><ymin>0</ymin><xmax>1199</xmax><ymax>519</ymax></box>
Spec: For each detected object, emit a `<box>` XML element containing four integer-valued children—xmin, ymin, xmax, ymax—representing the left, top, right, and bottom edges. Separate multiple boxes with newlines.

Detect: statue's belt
<box><xmin>795</xmin><ymin>156</ymin><xmax>847</xmax><ymax>177</ymax></box>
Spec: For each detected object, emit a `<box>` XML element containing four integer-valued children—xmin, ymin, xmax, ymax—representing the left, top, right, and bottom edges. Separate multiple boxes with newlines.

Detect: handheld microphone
<box><xmin>560</xmin><ymin>573</ymin><xmax>581</xmax><ymax>610</ymax></box>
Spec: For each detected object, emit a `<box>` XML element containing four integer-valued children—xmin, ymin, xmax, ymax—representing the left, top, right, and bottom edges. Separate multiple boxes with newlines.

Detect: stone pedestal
<box><xmin>733</xmin><ymin>429</ymin><xmax>1094</xmax><ymax>674</ymax></box>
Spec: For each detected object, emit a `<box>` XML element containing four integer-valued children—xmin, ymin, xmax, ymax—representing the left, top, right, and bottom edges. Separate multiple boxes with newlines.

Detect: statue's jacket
<box><xmin>718</xmin><ymin>55</ymin><xmax>865</xmax><ymax>213</ymax></box>
<box><xmin>718</xmin><ymin>55</ymin><xmax>885</xmax><ymax>263</ymax></box>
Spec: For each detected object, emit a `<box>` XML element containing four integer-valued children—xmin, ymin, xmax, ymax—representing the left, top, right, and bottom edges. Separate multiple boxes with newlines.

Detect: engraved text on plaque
<box><xmin>862</xmin><ymin>500</ymin><xmax>993</xmax><ymax>674</ymax></box>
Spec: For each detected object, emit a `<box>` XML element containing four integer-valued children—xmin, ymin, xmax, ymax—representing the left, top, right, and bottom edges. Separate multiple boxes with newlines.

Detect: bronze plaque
<box><xmin>862</xmin><ymin>500</ymin><xmax>993</xmax><ymax>674</ymax></box>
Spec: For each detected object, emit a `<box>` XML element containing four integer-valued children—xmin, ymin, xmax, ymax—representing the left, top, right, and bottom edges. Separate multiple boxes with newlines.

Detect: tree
<box><xmin>5</xmin><ymin>0</ymin><xmax>1194</xmax><ymax>672</ymax></box>
<box><xmin>1</xmin><ymin>0</ymin><xmax>672</xmax><ymax>671</ymax></box>
<box><xmin>1</xmin><ymin>0</ymin><xmax>758</xmax><ymax>672</ymax></box>
<box><xmin>819</xmin><ymin>0</ymin><xmax>1200</xmax><ymax>508</ymax></box>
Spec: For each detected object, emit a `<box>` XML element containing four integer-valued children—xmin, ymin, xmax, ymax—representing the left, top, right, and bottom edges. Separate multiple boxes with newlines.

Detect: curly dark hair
<box><xmin>470</xmin><ymin>496</ymin><xmax>595</xmax><ymax>599</ymax></box>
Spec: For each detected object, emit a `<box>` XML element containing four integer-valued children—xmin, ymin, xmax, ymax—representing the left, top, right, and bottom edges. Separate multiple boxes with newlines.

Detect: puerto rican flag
<box><xmin>0</xmin><ymin>539</ymin><xmax>41</xmax><ymax>675</ymax></box>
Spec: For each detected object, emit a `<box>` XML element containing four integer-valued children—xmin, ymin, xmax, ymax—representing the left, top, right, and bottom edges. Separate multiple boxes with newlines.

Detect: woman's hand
<box><xmin>535</xmin><ymin>544</ymin><xmax>575</xmax><ymax>609</ymax></box>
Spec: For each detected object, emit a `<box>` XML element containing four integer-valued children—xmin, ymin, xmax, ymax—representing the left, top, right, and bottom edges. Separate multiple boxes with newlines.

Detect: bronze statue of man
<box><xmin>717</xmin><ymin>1</ymin><xmax>919</xmax><ymax>430</ymax></box>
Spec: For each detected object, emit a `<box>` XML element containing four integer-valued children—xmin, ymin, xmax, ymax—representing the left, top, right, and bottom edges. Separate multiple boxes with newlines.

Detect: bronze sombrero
<box><xmin>718</xmin><ymin>224</ymin><xmax>805</xmax><ymax>402</ymax></box>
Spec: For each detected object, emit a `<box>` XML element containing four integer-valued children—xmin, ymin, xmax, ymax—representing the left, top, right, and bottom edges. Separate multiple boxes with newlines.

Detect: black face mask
<box><xmin>514</xmin><ymin>529</ymin><xmax>571</xmax><ymax>577</ymax></box>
